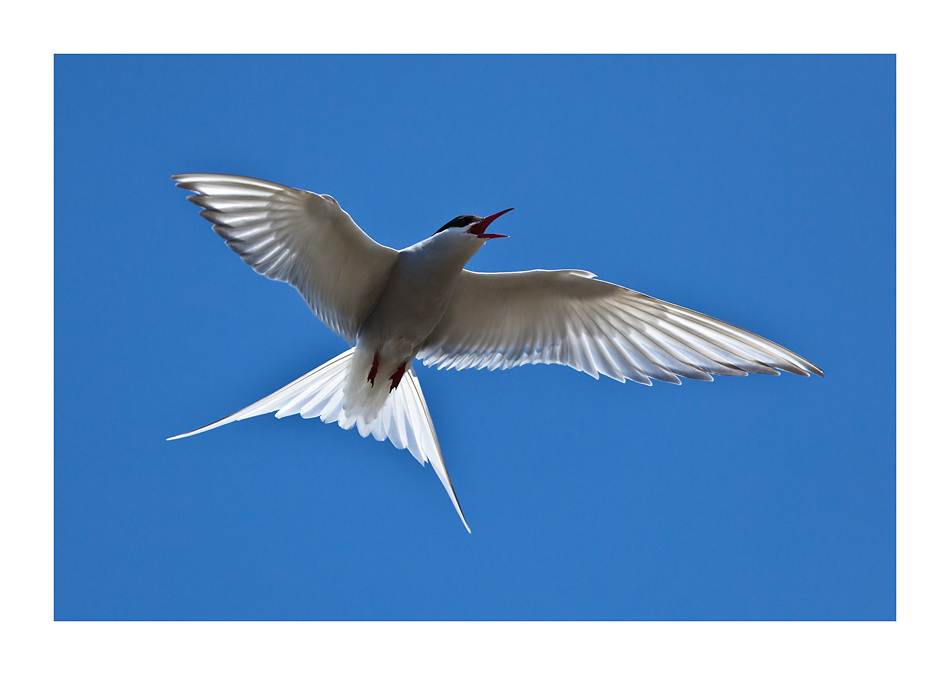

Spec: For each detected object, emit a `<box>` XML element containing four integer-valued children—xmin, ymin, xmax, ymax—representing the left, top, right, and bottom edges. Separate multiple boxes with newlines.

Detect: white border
<box><xmin>4</xmin><ymin>1</ymin><xmax>942</xmax><ymax>672</ymax></box>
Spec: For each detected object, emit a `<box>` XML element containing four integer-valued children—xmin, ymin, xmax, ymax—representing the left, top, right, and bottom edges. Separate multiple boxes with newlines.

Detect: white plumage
<box><xmin>178</xmin><ymin>173</ymin><xmax>398</xmax><ymax>342</ymax></box>
<box><xmin>169</xmin><ymin>173</ymin><xmax>822</xmax><ymax>532</ymax></box>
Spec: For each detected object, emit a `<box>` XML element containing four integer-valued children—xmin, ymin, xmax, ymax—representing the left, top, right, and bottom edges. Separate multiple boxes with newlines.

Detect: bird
<box><xmin>168</xmin><ymin>173</ymin><xmax>823</xmax><ymax>532</ymax></box>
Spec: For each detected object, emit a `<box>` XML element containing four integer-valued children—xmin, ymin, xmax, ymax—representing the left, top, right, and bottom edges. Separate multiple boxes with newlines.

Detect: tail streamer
<box><xmin>168</xmin><ymin>348</ymin><xmax>470</xmax><ymax>532</ymax></box>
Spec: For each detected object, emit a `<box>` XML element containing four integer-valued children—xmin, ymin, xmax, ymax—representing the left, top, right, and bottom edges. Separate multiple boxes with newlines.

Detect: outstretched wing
<box><xmin>419</xmin><ymin>269</ymin><xmax>822</xmax><ymax>384</ymax></box>
<box><xmin>174</xmin><ymin>174</ymin><xmax>398</xmax><ymax>343</ymax></box>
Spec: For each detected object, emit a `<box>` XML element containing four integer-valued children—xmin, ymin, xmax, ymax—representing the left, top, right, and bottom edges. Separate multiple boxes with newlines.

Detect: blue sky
<box><xmin>55</xmin><ymin>55</ymin><xmax>894</xmax><ymax>620</ymax></box>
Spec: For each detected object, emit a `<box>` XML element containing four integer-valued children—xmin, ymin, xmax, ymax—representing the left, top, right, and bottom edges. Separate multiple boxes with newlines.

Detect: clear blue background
<box><xmin>55</xmin><ymin>55</ymin><xmax>894</xmax><ymax>620</ymax></box>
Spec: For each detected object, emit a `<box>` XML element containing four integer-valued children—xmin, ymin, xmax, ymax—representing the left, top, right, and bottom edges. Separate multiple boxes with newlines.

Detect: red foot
<box><xmin>367</xmin><ymin>352</ymin><xmax>379</xmax><ymax>386</ymax></box>
<box><xmin>389</xmin><ymin>362</ymin><xmax>407</xmax><ymax>392</ymax></box>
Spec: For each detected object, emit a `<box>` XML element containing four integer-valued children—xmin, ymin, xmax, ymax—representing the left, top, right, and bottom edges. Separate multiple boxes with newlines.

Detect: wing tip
<box><xmin>781</xmin><ymin>360</ymin><xmax>823</xmax><ymax>378</ymax></box>
<box><xmin>171</xmin><ymin>173</ymin><xmax>198</xmax><ymax>186</ymax></box>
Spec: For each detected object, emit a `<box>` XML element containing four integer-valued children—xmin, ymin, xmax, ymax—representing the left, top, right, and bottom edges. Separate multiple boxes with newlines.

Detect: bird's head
<box><xmin>434</xmin><ymin>208</ymin><xmax>513</xmax><ymax>242</ymax></box>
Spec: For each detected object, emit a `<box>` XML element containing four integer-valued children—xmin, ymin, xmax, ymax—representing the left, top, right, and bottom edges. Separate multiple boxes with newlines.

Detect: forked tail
<box><xmin>167</xmin><ymin>348</ymin><xmax>470</xmax><ymax>532</ymax></box>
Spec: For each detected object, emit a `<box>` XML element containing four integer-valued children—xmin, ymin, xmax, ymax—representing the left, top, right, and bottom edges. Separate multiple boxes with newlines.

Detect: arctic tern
<box><xmin>169</xmin><ymin>173</ymin><xmax>822</xmax><ymax>532</ymax></box>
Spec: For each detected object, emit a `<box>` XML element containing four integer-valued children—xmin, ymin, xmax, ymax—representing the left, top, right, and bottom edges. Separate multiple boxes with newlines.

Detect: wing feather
<box><xmin>419</xmin><ymin>270</ymin><xmax>822</xmax><ymax>384</ymax></box>
<box><xmin>174</xmin><ymin>174</ymin><xmax>399</xmax><ymax>343</ymax></box>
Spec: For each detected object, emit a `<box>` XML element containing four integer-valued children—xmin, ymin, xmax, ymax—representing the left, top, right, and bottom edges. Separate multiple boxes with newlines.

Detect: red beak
<box><xmin>468</xmin><ymin>208</ymin><xmax>513</xmax><ymax>239</ymax></box>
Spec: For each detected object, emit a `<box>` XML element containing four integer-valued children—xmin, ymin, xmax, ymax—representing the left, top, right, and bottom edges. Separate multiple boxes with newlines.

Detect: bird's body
<box><xmin>169</xmin><ymin>173</ymin><xmax>822</xmax><ymax>532</ymax></box>
<box><xmin>344</xmin><ymin>229</ymin><xmax>485</xmax><ymax>433</ymax></box>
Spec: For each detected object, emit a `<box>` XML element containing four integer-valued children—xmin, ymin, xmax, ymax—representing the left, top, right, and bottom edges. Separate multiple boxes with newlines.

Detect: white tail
<box><xmin>167</xmin><ymin>348</ymin><xmax>470</xmax><ymax>532</ymax></box>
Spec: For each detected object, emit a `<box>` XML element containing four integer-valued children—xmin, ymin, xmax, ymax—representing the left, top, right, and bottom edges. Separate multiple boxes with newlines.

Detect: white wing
<box><xmin>419</xmin><ymin>269</ymin><xmax>822</xmax><ymax>384</ymax></box>
<box><xmin>174</xmin><ymin>174</ymin><xmax>398</xmax><ymax>343</ymax></box>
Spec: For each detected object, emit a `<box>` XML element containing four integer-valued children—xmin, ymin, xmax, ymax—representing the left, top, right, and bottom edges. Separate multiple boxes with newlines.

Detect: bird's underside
<box><xmin>169</xmin><ymin>173</ymin><xmax>822</xmax><ymax>532</ymax></box>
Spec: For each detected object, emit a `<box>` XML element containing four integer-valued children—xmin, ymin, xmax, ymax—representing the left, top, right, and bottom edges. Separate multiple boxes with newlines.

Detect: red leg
<box><xmin>367</xmin><ymin>352</ymin><xmax>379</xmax><ymax>386</ymax></box>
<box><xmin>389</xmin><ymin>362</ymin><xmax>407</xmax><ymax>392</ymax></box>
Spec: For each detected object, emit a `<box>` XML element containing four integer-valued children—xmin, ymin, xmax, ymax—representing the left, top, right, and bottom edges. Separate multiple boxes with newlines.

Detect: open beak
<box><xmin>469</xmin><ymin>208</ymin><xmax>513</xmax><ymax>239</ymax></box>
